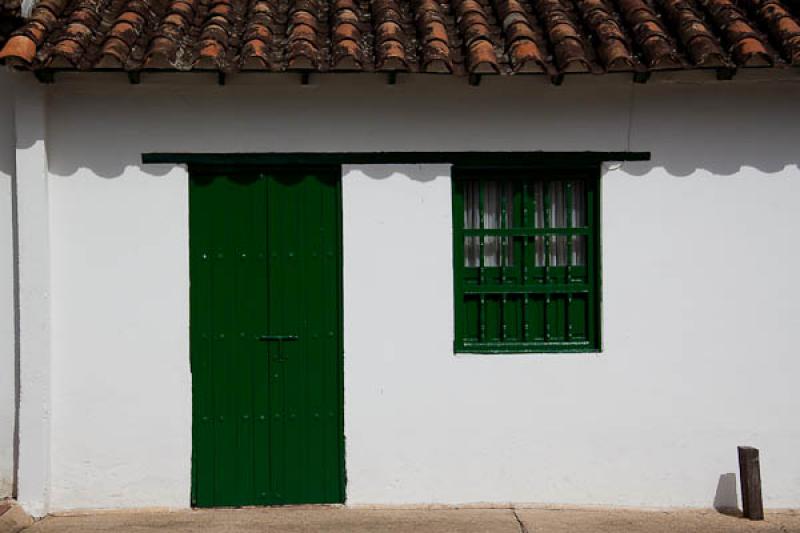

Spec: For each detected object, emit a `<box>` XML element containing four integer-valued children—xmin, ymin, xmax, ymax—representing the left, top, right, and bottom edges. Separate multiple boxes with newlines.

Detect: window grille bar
<box><xmin>534</xmin><ymin>182</ymin><xmax>541</xmax><ymax>267</ymax></box>
<box><xmin>566</xmin><ymin>182</ymin><xmax>573</xmax><ymax>280</ymax></box>
<box><xmin>544</xmin><ymin>181</ymin><xmax>551</xmax><ymax>281</ymax></box>
<box><xmin>522</xmin><ymin>181</ymin><xmax>529</xmax><ymax>342</ymax></box>
<box><xmin>500</xmin><ymin>182</ymin><xmax>507</xmax><ymax>278</ymax></box>
<box><xmin>543</xmin><ymin>180</ymin><xmax>551</xmax><ymax>342</ymax></box>
<box><xmin>465</xmin><ymin>284</ymin><xmax>589</xmax><ymax>294</ymax></box>
<box><xmin>479</xmin><ymin>180</ymin><xmax>486</xmax><ymax>342</ymax></box>
<box><xmin>500</xmin><ymin>181</ymin><xmax>507</xmax><ymax>341</ymax></box>
<box><xmin>479</xmin><ymin>180</ymin><xmax>485</xmax><ymax>274</ymax></box>
<box><xmin>587</xmin><ymin>178</ymin><xmax>597</xmax><ymax>346</ymax></box>
<box><xmin>566</xmin><ymin>181</ymin><xmax>573</xmax><ymax>341</ymax></box>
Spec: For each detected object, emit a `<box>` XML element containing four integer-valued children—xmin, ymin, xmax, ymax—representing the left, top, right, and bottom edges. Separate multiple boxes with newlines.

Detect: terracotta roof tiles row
<box><xmin>2</xmin><ymin>0</ymin><xmax>800</xmax><ymax>76</ymax></box>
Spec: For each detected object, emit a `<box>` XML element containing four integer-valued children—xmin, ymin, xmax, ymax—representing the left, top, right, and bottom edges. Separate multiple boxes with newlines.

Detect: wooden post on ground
<box><xmin>738</xmin><ymin>446</ymin><xmax>764</xmax><ymax>520</ymax></box>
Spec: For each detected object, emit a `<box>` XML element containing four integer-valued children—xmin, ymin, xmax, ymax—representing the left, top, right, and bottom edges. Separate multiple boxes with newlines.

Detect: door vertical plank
<box><xmin>266</xmin><ymin>174</ymin><xmax>285</xmax><ymax>504</ymax></box>
<box><xmin>287</xmin><ymin>173</ymin><xmax>303</xmax><ymax>503</ymax></box>
<box><xmin>252</xmin><ymin>174</ymin><xmax>270</xmax><ymax>504</ymax></box>
<box><xmin>232</xmin><ymin>174</ymin><xmax>244</xmax><ymax>504</ymax></box>
<box><xmin>308</xmin><ymin>171</ymin><xmax>325</xmax><ymax>503</ymax></box>
<box><xmin>237</xmin><ymin>172</ymin><xmax>256</xmax><ymax>504</ymax></box>
<box><xmin>325</xmin><ymin>173</ymin><xmax>338</xmax><ymax>503</ymax></box>
<box><xmin>210</xmin><ymin>174</ymin><xmax>228</xmax><ymax>507</ymax></box>
<box><xmin>215</xmin><ymin>175</ymin><xmax>233</xmax><ymax>505</ymax></box>
<box><xmin>190</xmin><ymin>173</ymin><xmax>216</xmax><ymax>507</ymax></box>
<box><xmin>297</xmin><ymin>173</ymin><xmax>314</xmax><ymax>502</ymax></box>
<box><xmin>331</xmin><ymin>172</ymin><xmax>344</xmax><ymax>503</ymax></box>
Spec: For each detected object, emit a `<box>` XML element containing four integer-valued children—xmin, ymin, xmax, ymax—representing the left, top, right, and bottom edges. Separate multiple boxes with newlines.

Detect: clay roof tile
<box><xmin>2</xmin><ymin>0</ymin><xmax>797</xmax><ymax>76</ymax></box>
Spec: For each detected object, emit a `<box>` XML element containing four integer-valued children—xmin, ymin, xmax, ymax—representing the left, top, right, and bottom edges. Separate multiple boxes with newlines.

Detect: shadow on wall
<box><xmin>341</xmin><ymin>165</ymin><xmax>443</xmax><ymax>181</ymax></box>
<box><xmin>713</xmin><ymin>473</ymin><xmax>741</xmax><ymax>517</ymax></box>
<box><xmin>622</xmin><ymin>156</ymin><xmax>797</xmax><ymax>180</ymax></box>
<box><xmin>621</xmin><ymin>81</ymin><xmax>800</xmax><ymax>178</ymax></box>
<box><xmin>17</xmin><ymin>76</ymin><xmax>800</xmax><ymax>180</ymax></box>
<box><xmin>47</xmin><ymin>154</ymin><xmax>798</xmax><ymax>185</ymax></box>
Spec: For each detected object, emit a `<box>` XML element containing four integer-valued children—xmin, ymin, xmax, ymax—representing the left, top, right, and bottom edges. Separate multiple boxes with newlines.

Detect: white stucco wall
<box><xmin>16</xmin><ymin>72</ymin><xmax>800</xmax><ymax>511</ymax></box>
<box><xmin>0</xmin><ymin>69</ymin><xmax>17</xmax><ymax>498</ymax></box>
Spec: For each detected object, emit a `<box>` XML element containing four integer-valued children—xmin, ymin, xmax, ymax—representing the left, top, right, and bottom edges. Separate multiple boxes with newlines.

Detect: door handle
<box><xmin>258</xmin><ymin>335</ymin><xmax>299</xmax><ymax>342</ymax></box>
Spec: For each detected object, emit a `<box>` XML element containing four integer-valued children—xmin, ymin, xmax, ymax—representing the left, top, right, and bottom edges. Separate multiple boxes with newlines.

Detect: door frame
<box><xmin>188</xmin><ymin>164</ymin><xmax>346</xmax><ymax>506</ymax></box>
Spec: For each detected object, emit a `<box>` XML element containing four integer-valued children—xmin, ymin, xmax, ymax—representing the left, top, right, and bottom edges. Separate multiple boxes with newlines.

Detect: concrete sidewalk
<box><xmin>20</xmin><ymin>506</ymin><xmax>800</xmax><ymax>533</ymax></box>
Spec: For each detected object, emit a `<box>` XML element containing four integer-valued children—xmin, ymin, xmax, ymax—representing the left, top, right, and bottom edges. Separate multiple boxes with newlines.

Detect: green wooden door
<box><xmin>190</xmin><ymin>168</ymin><xmax>344</xmax><ymax>507</ymax></box>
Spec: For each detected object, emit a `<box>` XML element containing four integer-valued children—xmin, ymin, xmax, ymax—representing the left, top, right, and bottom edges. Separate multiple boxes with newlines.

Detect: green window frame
<box><xmin>452</xmin><ymin>167</ymin><xmax>601</xmax><ymax>354</ymax></box>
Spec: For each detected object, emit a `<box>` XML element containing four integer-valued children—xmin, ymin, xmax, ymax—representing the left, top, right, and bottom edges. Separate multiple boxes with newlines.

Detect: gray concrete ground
<box><xmin>18</xmin><ymin>506</ymin><xmax>800</xmax><ymax>533</ymax></box>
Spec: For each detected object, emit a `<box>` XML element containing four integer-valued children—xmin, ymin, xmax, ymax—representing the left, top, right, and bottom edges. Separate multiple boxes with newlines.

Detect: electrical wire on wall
<box><xmin>606</xmin><ymin>80</ymin><xmax>636</xmax><ymax>173</ymax></box>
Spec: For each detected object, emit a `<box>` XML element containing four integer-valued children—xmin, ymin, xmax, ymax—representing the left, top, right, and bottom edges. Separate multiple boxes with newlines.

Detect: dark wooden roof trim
<box><xmin>142</xmin><ymin>152</ymin><xmax>651</xmax><ymax>168</ymax></box>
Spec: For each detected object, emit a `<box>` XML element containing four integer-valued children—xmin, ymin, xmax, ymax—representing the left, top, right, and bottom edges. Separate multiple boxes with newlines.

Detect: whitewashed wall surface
<box><xmin>5</xmin><ymin>71</ymin><xmax>800</xmax><ymax>513</ymax></box>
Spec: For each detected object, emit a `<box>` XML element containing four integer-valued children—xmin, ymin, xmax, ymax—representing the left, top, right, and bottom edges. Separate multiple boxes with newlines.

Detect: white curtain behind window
<box><xmin>464</xmin><ymin>180</ymin><xmax>512</xmax><ymax>267</ymax></box>
<box><xmin>464</xmin><ymin>179</ymin><xmax>586</xmax><ymax>268</ymax></box>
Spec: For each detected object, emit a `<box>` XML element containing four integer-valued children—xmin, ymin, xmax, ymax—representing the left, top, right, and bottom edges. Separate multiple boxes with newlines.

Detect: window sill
<box><xmin>455</xmin><ymin>341</ymin><xmax>600</xmax><ymax>355</ymax></box>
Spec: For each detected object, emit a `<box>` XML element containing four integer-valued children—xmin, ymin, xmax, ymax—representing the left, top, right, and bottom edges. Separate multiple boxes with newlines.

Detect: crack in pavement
<box><xmin>512</xmin><ymin>508</ymin><xmax>529</xmax><ymax>533</ymax></box>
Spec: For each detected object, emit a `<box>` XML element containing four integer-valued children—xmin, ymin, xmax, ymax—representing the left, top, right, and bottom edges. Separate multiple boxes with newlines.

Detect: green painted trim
<box><xmin>451</xmin><ymin>178</ymin><xmax>465</xmax><ymax>352</ymax></box>
<box><xmin>143</xmin><ymin>151</ymin><xmax>651</xmax><ymax>167</ymax></box>
<box><xmin>335</xmin><ymin>174</ymin><xmax>346</xmax><ymax>503</ymax></box>
<box><xmin>592</xmin><ymin>165</ymin><xmax>603</xmax><ymax>352</ymax></box>
<box><xmin>457</xmin><ymin>343</ymin><xmax>601</xmax><ymax>354</ymax></box>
